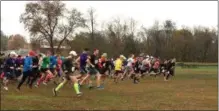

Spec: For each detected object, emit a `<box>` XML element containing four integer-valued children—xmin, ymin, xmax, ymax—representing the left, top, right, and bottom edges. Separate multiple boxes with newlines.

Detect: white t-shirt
<box><xmin>127</xmin><ymin>58</ymin><xmax>134</xmax><ymax>67</ymax></box>
<box><xmin>142</xmin><ymin>58</ymin><xmax>151</xmax><ymax>67</ymax></box>
<box><xmin>145</xmin><ymin>58</ymin><xmax>151</xmax><ymax>65</ymax></box>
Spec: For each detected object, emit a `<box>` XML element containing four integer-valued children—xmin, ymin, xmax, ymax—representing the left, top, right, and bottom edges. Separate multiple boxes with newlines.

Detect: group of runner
<box><xmin>0</xmin><ymin>48</ymin><xmax>176</xmax><ymax>97</ymax></box>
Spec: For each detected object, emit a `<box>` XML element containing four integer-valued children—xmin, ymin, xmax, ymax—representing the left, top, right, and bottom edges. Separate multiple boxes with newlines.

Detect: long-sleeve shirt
<box><xmin>23</xmin><ymin>56</ymin><xmax>33</xmax><ymax>72</ymax></box>
<box><xmin>15</xmin><ymin>58</ymin><xmax>24</xmax><ymax>68</ymax></box>
<box><xmin>4</xmin><ymin>57</ymin><xmax>15</xmax><ymax>72</ymax></box>
<box><xmin>50</xmin><ymin>56</ymin><xmax>57</xmax><ymax>68</ymax></box>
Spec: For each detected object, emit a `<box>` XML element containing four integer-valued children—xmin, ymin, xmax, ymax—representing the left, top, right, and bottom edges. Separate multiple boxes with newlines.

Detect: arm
<box><xmin>75</xmin><ymin>57</ymin><xmax>80</xmax><ymax>64</ymax></box>
<box><xmin>62</xmin><ymin>60</ymin><xmax>67</xmax><ymax>72</ymax></box>
<box><xmin>30</xmin><ymin>57</ymin><xmax>33</xmax><ymax>68</ymax></box>
<box><xmin>98</xmin><ymin>59</ymin><xmax>103</xmax><ymax>68</ymax></box>
<box><xmin>86</xmin><ymin>58</ymin><xmax>94</xmax><ymax>67</ymax></box>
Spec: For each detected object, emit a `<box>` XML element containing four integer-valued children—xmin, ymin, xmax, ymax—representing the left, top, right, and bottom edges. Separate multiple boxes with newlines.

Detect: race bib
<box><xmin>95</xmin><ymin>60</ymin><xmax>98</xmax><ymax>64</ymax></box>
<box><xmin>17</xmin><ymin>67</ymin><xmax>21</xmax><ymax>70</ymax></box>
<box><xmin>72</xmin><ymin>67</ymin><xmax>75</xmax><ymax>72</ymax></box>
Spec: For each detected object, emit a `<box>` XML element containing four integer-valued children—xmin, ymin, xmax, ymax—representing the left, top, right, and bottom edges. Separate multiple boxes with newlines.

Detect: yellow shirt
<box><xmin>115</xmin><ymin>58</ymin><xmax>122</xmax><ymax>71</ymax></box>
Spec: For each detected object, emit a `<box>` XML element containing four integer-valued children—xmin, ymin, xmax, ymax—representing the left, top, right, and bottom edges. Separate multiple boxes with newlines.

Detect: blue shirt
<box><xmin>49</xmin><ymin>56</ymin><xmax>57</xmax><ymax>68</ymax></box>
<box><xmin>23</xmin><ymin>56</ymin><xmax>33</xmax><ymax>72</ymax></box>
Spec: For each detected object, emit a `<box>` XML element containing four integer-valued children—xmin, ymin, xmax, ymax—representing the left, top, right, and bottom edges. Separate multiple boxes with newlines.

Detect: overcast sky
<box><xmin>1</xmin><ymin>1</ymin><xmax>218</xmax><ymax>42</ymax></box>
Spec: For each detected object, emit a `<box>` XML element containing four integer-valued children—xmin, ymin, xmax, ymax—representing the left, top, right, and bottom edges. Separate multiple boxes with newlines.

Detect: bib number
<box><xmin>95</xmin><ymin>60</ymin><xmax>98</xmax><ymax>64</ymax></box>
<box><xmin>72</xmin><ymin>67</ymin><xmax>75</xmax><ymax>72</ymax></box>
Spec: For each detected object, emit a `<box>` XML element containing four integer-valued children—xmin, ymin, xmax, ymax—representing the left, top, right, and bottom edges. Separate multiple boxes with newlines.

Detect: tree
<box><xmin>20</xmin><ymin>1</ymin><xmax>85</xmax><ymax>54</ymax></box>
<box><xmin>86</xmin><ymin>7</ymin><xmax>97</xmax><ymax>47</ymax></box>
<box><xmin>0</xmin><ymin>31</ymin><xmax>8</xmax><ymax>51</ymax></box>
<box><xmin>7</xmin><ymin>34</ymin><xmax>27</xmax><ymax>50</ymax></box>
<box><xmin>30</xmin><ymin>37</ymin><xmax>41</xmax><ymax>51</ymax></box>
<box><xmin>146</xmin><ymin>21</ymin><xmax>164</xmax><ymax>57</ymax></box>
<box><xmin>193</xmin><ymin>27</ymin><xmax>216</xmax><ymax>62</ymax></box>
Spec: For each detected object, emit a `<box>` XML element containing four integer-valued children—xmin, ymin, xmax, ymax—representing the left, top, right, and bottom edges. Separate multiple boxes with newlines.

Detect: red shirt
<box><xmin>98</xmin><ymin>57</ymin><xmax>106</xmax><ymax>68</ymax></box>
<box><xmin>153</xmin><ymin>61</ymin><xmax>160</xmax><ymax>69</ymax></box>
<box><xmin>57</xmin><ymin>58</ymin><xmax>62</xmax><ymax>70</ymax></box>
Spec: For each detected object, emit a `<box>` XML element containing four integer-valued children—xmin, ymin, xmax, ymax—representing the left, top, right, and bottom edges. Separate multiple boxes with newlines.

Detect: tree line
<box><xmin>1</xmin><ymin>1</ymin><xmax>218</xmax><ymax>62</ymax></box>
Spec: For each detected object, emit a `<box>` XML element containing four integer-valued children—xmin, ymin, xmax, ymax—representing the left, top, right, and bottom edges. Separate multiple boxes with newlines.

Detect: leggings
<box><xmin>17</xmin><ymin>70</ymin><xmax>32</xmax><ymax>89</ymax></box>
<box><xmin>29</xmin><ymin>68</ymin><xmax>40</xmax><ymax>88</ymax></box>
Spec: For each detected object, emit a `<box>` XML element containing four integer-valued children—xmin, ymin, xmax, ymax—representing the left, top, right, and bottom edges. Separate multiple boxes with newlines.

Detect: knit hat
<box><xmin>29</xmin><ymin>50</ymin><xmax>36</xmax><ymax>56</ymax></box>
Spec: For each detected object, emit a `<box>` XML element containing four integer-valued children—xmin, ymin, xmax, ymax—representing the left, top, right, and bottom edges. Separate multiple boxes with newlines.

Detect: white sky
<box><xmin>1</xmin><ymin>1</ymin><xmax>218</xmax><ymax>42</ymax></box>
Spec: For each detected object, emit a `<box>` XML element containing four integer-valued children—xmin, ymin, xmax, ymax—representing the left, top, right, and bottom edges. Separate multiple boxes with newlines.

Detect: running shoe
<box><xmin>77</xmin><ymin>92</ymin><xmax>83</xmax><ymax>97</ymax></box>
<box><xmin>43</xmin><ymin>82</ymin><xmax>48</xmax><ymax>86</ymax></box>
<box><xmin>3</xmin><ymin>86</ymin><xmax>8</xmax><ymax>91</ymax></box>
<box><xmin>52</xmin><ymin>88</ymin><xmax>57</xmax><ymax>96</ymax></box>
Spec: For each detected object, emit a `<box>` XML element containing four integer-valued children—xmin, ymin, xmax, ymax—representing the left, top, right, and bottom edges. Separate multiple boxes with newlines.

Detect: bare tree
<box><xmin>20</xmin><ymin>1</ymin><xmax>85</xmax><ymax>54</ymax></box>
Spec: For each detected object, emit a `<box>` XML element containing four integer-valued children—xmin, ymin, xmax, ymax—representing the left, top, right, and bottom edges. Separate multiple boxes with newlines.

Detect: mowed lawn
<box><xmin>1</xmin><ymin>66</ymin><xmax>218</xmax><ymax>110</ymax></box>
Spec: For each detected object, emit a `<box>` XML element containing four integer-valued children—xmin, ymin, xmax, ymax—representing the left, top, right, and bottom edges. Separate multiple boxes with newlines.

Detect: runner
<box><xmin>0</xmin><ymin>53</ymin><xmax>5</xmax><ymax>80</ymax></box>
<box><xmin>49</xmin><ymin>54</ymin><xmax>58</xmax><ymax>80</ymax></box>
<box><xmin>52</xmin><ymin>51</ymin><xmax>82</xmax><ymax>96</ymax></box>
<box><xmin>163</xmin><ymin>58</ymin><xmax>176</xmax><ymax>81</ymax></box>
<box><xmin>17</xmin><ymin>51</ymin><xmax>36</xmax><ymax>91</ymax></box>
<box><xmin>79</xmin><ymin>49</ymin><xmax>102</xmax><ymax>89</ymax></box>
<box><xmin>2</xmin><ymin>51</ymin><xmax>17</xmax><ymax>90</ymax></box>
<box><xmin>133</xmin><ymin>56</ymin><xmax>142</xmax><ymax>84</ymax></box>
<box><xmin>121</xmin><ymin>54</ymin><xmax>135</xmax><ymax>80</ymax></box>
<box><xmin>98</xmin><ymin>53</ymin><xmax>109</xmax><ymax>88</ymax></box>
<box><xmin>15</xmin><ymin>55</ymin><xmax>24</xmax><ymax>79</ymax></box>
<box><xmin>28</xmin><ymin>54</ymin><xmax>41</xmax><ymax>88</ymax></box>
<box><xmin>114</xmin><ymin>55</ymin><xmax>126</xmax><ymax>83</ymax></box>
<box><xmin>149</xmin><ymin>57</ymin><xmax>160</xmax><ymax>76</ymax></box>
<box><xmin>75</xmin><ymin>48</ymin><xmax>89</xmax><ymax>86</ymax></box>
<box><xmin>35</xmin><ymin>51</ymin><xmax>52</xmax><ymax>87</ymax></box>
<box><xmin>56</xmin><ymin>54</ymin><xmax>63</xmax><ymax>78</ymax></box>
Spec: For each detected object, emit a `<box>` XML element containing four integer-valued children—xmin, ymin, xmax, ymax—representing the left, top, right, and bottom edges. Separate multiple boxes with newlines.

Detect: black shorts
<box><xmin>134</xmin><ymin>67</ymin><xmax>140</xmax><ymax>73</ymax></box>
<box><xmin>15</xmin><ymin>69</ymin><xmax>22</xmax><ymax>77</ymax></box>
<box><xmin>98</xmin><ymin>68</ymin><xmax>107</xmax><ymax>75</ymax></box>
<box><xmin>40</xmin><ymin>68</ymin><xmax>48</xmax><ymax>73</ymax></box>
<box><xmin>64</xmin><ymin>70</ymin><xmax>74</xmax><ymax>80</ymax></box>
<box><xmin>169</xmin><ymin>69</ymin><xmax>174</xmax><ymax>76</ymax></box>
<box><xmin>32</xmin><ymin>68</ymin><xmax>40</xmax><ymax>77</ymax></box>
<box><xmin>50</xmin><ymin>68</ymin><xmax>56</xmax><ymax>74</ymax></box>
<box><xmin>114</xmin><ymin>70</ymin><xmax>123</xmax><ymax>76</ymax></box>
<box><xmin>80</xmin><ymin>67</ymin><xmax>88</xmax><ymax>75</ymax></box>
<box><xmin>150</xmin><ymin>68</ymin><xmax>159</xmax><ymax>73</ymax></box>
<box><xmin>87</xmin><ymin>67</ymin><xmax>99</xmax><ymax>75</ymax></box>
<box><xmin>4</xmin><ymin>71</ymin><xmax>14</xmax><ymax>80</ymax></box>
<box><xmin>140</xmin><ymin>70</ymin><xmax>146</xmax><ymax>74</ymax></box>
<box><xmin>23</xmin><ymin>70</ymin><xmax>33</xmax><ymax>77</ymax></box>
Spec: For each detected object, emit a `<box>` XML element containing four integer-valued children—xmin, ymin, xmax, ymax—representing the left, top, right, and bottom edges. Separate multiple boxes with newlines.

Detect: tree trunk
<box><xmin>50</xmin><ymin>38</ymin><xmax>55</xmax><ymax>55</ymax></box>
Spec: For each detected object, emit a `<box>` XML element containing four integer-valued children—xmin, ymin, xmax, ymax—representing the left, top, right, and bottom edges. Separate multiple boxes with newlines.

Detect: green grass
<box><xmin>176</xmin><ymin>62</ymin><xmax>218</xmax><ymax>65</ymax></box>
<box><xmin>1</xmin><ymin>66</ymin><xmax>218</xmax><ymax>110</ymax></box>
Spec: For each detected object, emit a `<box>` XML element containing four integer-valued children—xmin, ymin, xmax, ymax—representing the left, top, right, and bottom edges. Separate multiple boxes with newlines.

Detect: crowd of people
<box><xmin>0</xmin><ymin>48</ymin><xmax>176</xmax><ymax>97</ymax></box>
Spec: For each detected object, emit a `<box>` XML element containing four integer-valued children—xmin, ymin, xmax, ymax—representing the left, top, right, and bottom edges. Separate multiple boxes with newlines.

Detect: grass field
<box><xmin>1</xmin><ymin>66</ymin><xmax>218</xmax><ymax>110</ymax></box>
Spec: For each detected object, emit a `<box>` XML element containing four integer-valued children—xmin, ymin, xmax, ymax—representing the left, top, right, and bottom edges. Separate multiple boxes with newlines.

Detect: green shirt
<box><xmin>41</xmin><ymin>57</ymin><xmax>50</xmax><ymax>69</ymax></box>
